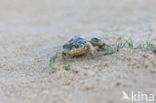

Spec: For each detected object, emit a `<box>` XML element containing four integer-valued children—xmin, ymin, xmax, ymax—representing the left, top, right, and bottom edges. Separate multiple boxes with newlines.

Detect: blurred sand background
<box><xmin>0</xmin><ymin>0</ymin><xmax>156</xmax><ymax>103</ymax></box>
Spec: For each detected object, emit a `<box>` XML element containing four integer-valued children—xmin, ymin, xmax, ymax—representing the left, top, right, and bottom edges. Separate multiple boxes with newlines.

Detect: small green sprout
<box><xmin>113</xmin><ymin>38</ymin><xmax>156</xmax><ymax>53</ymax></box>
<box><xmin>146</xmin><ymin>41</ymin><xmax>154</xmax><ymax>51</ymax></box>
<box><xmin>114</xmin><ymin>41</ymin><xmax>127</xmax><ymax>51</ymax></box>
<box><xmin>126</xmin><ymin>38</ymin><xmax>134</xmax><ymax>48</ymax></box>
<box><xmin>49</xmin><ymin>54</ymin><xmax>58</xmax><ymax>73</ymax></box>
<box><xmin>65</xmin><ymin>64</ymin><xmax>71</xmax><ymax>71</ymax></box>
<box><xmin>104</xmin><ymin>46</ymin><xmax>109</xmax><ymax>54</ymax></box>
<box><xmin>136</xmin><ymin>44</ymin><xmax>145</xmax><ymax>49</ymax></box>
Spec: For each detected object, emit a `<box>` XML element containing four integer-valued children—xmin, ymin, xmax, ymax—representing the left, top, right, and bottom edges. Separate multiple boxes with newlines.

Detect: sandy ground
<box><xmin>0</xmin><ymin>0</ymin><xmax>156</xmax><ymax>103</ymax></box>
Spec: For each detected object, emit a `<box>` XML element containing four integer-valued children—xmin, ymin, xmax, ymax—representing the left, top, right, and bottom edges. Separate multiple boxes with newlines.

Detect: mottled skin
<box><xmin>62</xmin><ymin>35</ymin><xmax>106</xmax><ymax>58</ymax></box>
<box><xmin>89</xmin><ymin>37</ymin><xmax>105</xmax><ymax>47</ymax></box>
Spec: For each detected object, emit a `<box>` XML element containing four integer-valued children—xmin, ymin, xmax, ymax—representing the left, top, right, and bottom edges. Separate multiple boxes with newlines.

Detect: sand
<box><xmin>0</xmin><ymin>0</ymin><xmax>156</xmax><ymax>103</ymax></box>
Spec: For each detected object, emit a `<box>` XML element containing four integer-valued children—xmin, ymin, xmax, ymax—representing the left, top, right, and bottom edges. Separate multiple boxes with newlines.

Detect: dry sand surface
<box><xmin>0</xmin><ymin>0</ymin><xmax>156</xmax><ymax>103</ymax></box>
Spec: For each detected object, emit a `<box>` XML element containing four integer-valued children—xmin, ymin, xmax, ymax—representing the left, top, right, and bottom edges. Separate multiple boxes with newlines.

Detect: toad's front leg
<box><xmin>86</xmin><ymin>42</ymin><xmax>97</xmax><ymax>56</ymax></box>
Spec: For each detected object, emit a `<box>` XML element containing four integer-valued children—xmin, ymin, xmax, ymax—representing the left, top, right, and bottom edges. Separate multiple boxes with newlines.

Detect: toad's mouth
<box><xmin>63</xmin><ymin>46</ymin><xmax>88</xmax><ymax>56</ymax></box>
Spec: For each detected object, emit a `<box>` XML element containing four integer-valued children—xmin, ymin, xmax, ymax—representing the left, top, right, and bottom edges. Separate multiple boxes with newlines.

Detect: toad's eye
<box><xmin>74</xmin><ymin>44</ymin><xmax>79</xmax><ymax>48</ymax></box>
<box><xmin>77</xmin><ymin>40</ymin><xmax>86</xmax><ymax>44</ymax></box>
<box><xmin>91</xmin><ymin>38</ymin><xmax>99</xmax><ymax>42</ymax></box>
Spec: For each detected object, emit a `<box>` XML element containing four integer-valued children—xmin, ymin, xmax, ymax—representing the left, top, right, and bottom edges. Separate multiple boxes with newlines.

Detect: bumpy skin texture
<box><xmin>90</xmin><ymin>37</ymin><xmax>105</xmax><ymax>47</ymax></box>
<box><xmin>62</xmin><ymin>35</ymin><xmax>89</xmax><ymax>57</ymax></box>
<box><xmin>62</xmin><ymin>35</ymin><xmax>105</xmax><ymax>57</ymax></box>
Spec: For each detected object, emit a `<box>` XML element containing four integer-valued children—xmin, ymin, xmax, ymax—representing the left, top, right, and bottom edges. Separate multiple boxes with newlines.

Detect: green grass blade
<box><xmin>49</xmin><ymin>54</ymin><xmax>58</xmax><ymax>73</ymax></box>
